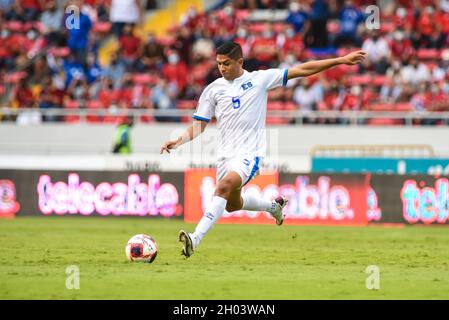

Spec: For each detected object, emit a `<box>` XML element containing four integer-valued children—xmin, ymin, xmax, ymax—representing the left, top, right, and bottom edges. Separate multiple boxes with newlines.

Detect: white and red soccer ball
<box><xmin>125</xmin><ymin>234</ymin><xmax>158</xmax><ymax>263</ymax></box>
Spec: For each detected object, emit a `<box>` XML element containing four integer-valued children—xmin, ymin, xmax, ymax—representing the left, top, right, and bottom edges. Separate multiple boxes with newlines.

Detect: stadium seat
<box><xmin>64</xmin><ymin>100</ymin><xmax>81</xmax><ymax>123</ymax></box>
<box><xmin>49</xmin><ymin>47</ymin><xmax>70</xmax><ymax>58</ymax></box>
<box><xmin>349</xmin><ymin>74</ymin><xmax>371</xmax><ymax>86</ymax></box>
<box><xmin>93</xmin><ymin>22</ymin><xmax>112</xmax><ymax>34</ymax></box>
<box><xmin>236</xmin><ymin>9</ymin><xmax>250</xmax><ymax>21</ymax></box>
<box><xmin>177</xmin><ymin>100</ymin><xmax>196</xmax><ymax>110</ymax></box>
<box><xmin>86</xmin><ymin>100</ymin><xmax>103</xmax><ymax>123</ymax></box>
<box><xmin>373</xmin><ymin>75</ymin><xmax>387</xmax><ymax>87</ymax></box>
<box><xmin>267</xmin><ymin>101</ymin><xmax>284</xmax><ymax>110</ymax></box>
<box><xmin>368</xmin><ymin>103</ymin><xmax>394</xmax><ymax>111</ymax></box>
<box><xmin>5</xmin><ymin>71</ymin><xmax>27</xmax><ymax>84</ymax></box>
<box><xmin>366</xmin><ymin>118</ymin><xmax>398</xmax><ymax>126</ymax></box>
<box><xmin>133</xmin><ymin>74</ymin><xmax>156</xmax><ymax>85</ymax></box>
<box><xmin>417</xmin><ymin>49</ymin><xmax>440</xmax><ymax>60</ymax></box>
<box><xmin>380</xmin><ymin>21</ymin><xmax>395</xmax><ymax>33</ymax></box>
<box><xmin>395</xmin><ymin>102</ymin><xmax>413</xmax><ymax>112</ymax></box>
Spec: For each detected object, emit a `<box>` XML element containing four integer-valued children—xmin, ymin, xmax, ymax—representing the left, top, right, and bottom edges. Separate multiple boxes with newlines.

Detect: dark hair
<box><xmin>216</xmin><ymin>42</ymin><xmax>243</xmax><ymax>61</ymax></box>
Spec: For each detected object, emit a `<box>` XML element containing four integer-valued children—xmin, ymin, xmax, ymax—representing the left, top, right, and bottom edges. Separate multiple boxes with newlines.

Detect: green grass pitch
<box><xmin>1</xmin><ymin>217</ymin><xmax>449</xmax><ymax>299</ymax></box>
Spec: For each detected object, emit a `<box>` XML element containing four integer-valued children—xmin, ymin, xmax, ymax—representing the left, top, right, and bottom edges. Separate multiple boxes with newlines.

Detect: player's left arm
<box><xmin>286</xmin><ymin>50</ymin><xmax>367</xmax><ymax>80</ymax></box>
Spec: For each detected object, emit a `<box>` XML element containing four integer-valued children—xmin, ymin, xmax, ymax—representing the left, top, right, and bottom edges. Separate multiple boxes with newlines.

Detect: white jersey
<box><xmin>193</xmin><ymin>68</ymin><xmax>288</xmax><ymax>159</ymax></box>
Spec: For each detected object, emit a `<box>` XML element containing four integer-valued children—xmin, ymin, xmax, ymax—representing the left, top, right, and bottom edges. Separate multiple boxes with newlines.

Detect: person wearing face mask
<box><xmin>286</xmin><ymin>1</ymin><xmax>310</xmax><ymax>34</ymax></box>
<box><xmin>250</xmin><ymin>23</ymin><xmax>279</xmax><ymax>68</ymax></box>
<box><xmin>390</xmin><ymin>29</ymin><xmax>415</xmax><ymax>62</ymax></box>
<box><xmin>162</xmin><ymin>51</ymin><xmax>188</xmax><ymax>97</ymax></box>
<box><xmin>361</xmin><ymin>29</ymin><xmax>391</xmax><ymax>74</ymax></box>
<box><xmin>277</xmin><ymin>25</ymin><xmax>304</xmax><ymax>61</ymax></box>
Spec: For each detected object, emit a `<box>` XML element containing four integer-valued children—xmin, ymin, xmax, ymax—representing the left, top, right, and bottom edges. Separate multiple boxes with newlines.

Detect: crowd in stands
<box><xmin>1</xmin><ymin>0</ymin><xmax>449</xmax><ymax>125</ymax></box>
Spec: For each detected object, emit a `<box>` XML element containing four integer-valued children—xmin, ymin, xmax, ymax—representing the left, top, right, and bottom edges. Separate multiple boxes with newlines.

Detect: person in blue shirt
<box><xmin>286</xmin><ymin>1</ymin><xmax>310</xmax><ymax>34</ymax></box>
<box><xmin>65</xmin><ymin>3</ymin><xmax>92</xmax><ymax>66</ymax></box>
<box><xmin>63</xmin><ymin>53</ymin><xmax>85</xmax><ymax>88</ymax></box>
<box><xmin>335</xmin><ymin>0</ymin><xmax>365</xmax><ymax>47</ymax></box>
<box><xmin>307</xmin><ymin>0</ymin><xmax>330</xmax><ymax>48</ymax></box>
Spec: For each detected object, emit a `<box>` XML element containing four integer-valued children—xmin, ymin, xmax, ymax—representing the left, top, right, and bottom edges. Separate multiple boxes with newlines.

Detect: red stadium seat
<box><xmin>417</xmin><ymin>49</ymin><xmax>440</xmax><ymax>60</ymax></box>
<box><xmin>267</xmin><ymin>101</ymin><xmax>284</xmax><ymax>110</ymax></box>
<box><xmin>395</xmin><ymin>102</ymin><xmax>413</xmax><ymax>111</ymax></box>
<box><xmin>366</xmin><ymin>118</ymin><xmax>398</xmax><ymax>126</ymax></box>
<box><xmin>380</xmin><ymin>21</ymin><xmax>395</xmax><ymax>33</ymax></box>
<box><xmin>49</xmin><ymin>47</ymin><xmax>70</xmax><ymax>57</ymax></box>
<box><xmin>368</xmin><ymin>103</ymin><xmax>394</xmax><ymax>111</ymax></box>
<box><xmin>93</xmin><ymin>22</ymin><xmax>112</xmax><ymax>33</ymax></box>
<box><xmin>349</xmin><ymin>74</ymin><xmax>371</xmax><ymax>86</ymax></box>
<box><xmin>86</xmin><ymin>100</ymin><xmax>103</xmax><ymax>123</ymax></box>
<box><xmin>284</xmin><ymin>102</ymin><xmax>297</xmax><ymax>111</ymax></box>
<box><xmin>177</xmin><ymin>100</ymin><xmax>196</xmax><ymax>110</ymax></box>
<box><xmin>64</xmin><ymin>100</ymin><xmax>81</xmax><ymax>123</ymax></box>
<box><xmin>373</xmin><ymin>75</ymin><xmax>387</xmax><ymax>87</ymax></box>
<box><xmin>133</xmin><ymin>74</ymin><xmax>156</xmax><ymax>85</ymax></box>
<box><xmin>5</xmin><ymin>71</ymin><xmax>27</xmax><ymax>84</ymax></box>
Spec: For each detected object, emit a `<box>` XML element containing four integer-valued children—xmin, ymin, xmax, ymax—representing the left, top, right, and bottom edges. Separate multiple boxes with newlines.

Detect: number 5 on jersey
<box><xmin>232</xmin><ymin>97</ymin><xmax>241</xmax><ymax>109</ymax></box>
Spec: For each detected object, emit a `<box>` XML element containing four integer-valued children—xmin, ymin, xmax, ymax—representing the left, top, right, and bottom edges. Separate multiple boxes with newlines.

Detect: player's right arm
<box><xmin>160</xmin><ymin>120</ymin><xmax>208</xmax><ymax>154</ymax></box>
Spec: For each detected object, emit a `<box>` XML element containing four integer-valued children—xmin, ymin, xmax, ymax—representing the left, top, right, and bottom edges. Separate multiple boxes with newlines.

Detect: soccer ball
<box><xmin>125</xmin><ymin>234</ymin><xmax>158</xmax><ymax>263</ymax></box>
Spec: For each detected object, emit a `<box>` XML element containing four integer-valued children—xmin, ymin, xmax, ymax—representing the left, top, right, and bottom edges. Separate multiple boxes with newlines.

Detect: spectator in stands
<box><xmin>286</xmin><ymin>1</ymin><xmax>310</xmax><ymax>34</ymax></box>
<box><xmin>109</xmin><ymin>0</ymin><xmax>143</xmax><ymax>37</ymax></box>
<box><xmin>390</xmin><ymin>29</ymin><xmax>415</xmax><ymax>62</ymax></box>
<box><xmin>412</xmin><ymin>5</ymin><xmax>445</xmax><ymax>49</ymax></box>
<box><xmin>85</xmin><ymin>52</ymin><xmax>102</xmax><ymax>85</ymax></box>
<box><xmin>171</xmin><ymin>28</ymin><xmax>194</xmax><ymax>66</ymax></box>
<box><xmin>0</xmin><ymin>0</ymin><xmax>14</xmax><ymax>17</ymax></box>
<box><xmin>13</xmin><ymin>78</ymin><xmax>35</xmax><ymax>109</ymax></box>
<box><xmin>40</xmin><ymin>0</ymin><xmax>64</xmax><ymax>46</ymax></box>
<box><xmin>3</xmin><ymin>2</ymin><xmax>23</xmax><ymax>21</ymax></box>
<box><xmin>400</xmin><ymin>55</ymin><xmax>431</xmax><ymax>85</ymax></box>
<box><xmin>103</xmin><ymin>52</ymin><xmax>126</xmax><ymax>89</ymax></box>
<box><xmin>162</xmin><ymin>50</ymin><xmax>188</xmax><ymax>98</ymax></box>
<box><xmin>151</xmin><ymin>78</ymin><xmax>179</xmax><ymax>122</ymax></box>
<box><xmin>63</xmin><ymin>53</ymin><xmax>85</xmax><ymax>88</ymax></box>
<box><xmin>293</xmin><ymin>77</ymin><xmax>324</xmax><ymax>124</ymax></box>
<box><xmin>21</xmin><ymin>0</ymin><xmax>44</xmax><ymax>21</ymax></box>
<box><xmin>66</xmin><ymin>0</ymin><xmax>92</xmax><ymax>65</ymax></box>
<box><xmin>334</xmin><ymin>0</ymin><xmax>365</xmax><ymax>47</ymax></box>
<box><xmin>118</xmin><ymin>24</ymin><xmax>142</xmax><ymax>72</ymax></box>
<box><xmin>276</xmin><ymin>24</ymin><xmax>305</xmax><ymax>61</ymax></box>
<box><xmin>38</xmin><ymin>77</ymin><xmax>63</xmax><ymax>122</ymax></box>
<box><xmin>138</xmin><ymin>32</ymin><xmax>165</xmax><ymax>72</ymax></box>
<box><xmin>361</xmin><ymin>29</ymin><xmax>391</xmax><ymax>74</ymax></box>
<box><xmin>307</xmin><ymin>0</ymin><xmax>330</xmax><ymax>48</ymax></box>
<box><xmin>250</xmin><ymin>23</ymin><xmax>278</xmax><ymax>68</ymax></box>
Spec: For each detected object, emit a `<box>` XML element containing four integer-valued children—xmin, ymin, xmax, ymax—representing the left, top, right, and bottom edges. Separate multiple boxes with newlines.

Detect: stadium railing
<box><xmin>2</xmin><ymin>107</ymin><xmax>449</xmax><ymax>126</ymax></box>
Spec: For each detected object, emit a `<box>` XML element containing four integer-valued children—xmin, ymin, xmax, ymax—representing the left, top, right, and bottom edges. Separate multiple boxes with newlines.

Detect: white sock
<box><xmin>241</xmin><ymin>192</ymin><xmax>276</xmax><ymax>214</ymax></box>
<box><xmin>192</xmin><ymin>196</ymin><xmax>227</xmax><ymax>246</ymax></box>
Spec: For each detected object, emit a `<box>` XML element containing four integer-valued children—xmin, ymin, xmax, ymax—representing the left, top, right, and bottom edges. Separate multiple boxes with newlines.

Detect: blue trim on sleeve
<box><xmin>192</xmin><ymin>115</ymin><xmax>210</xmax><ymax>122</ymax></box>
<box><xmin>242</xmin><ymin>156</ymin><xmax>261</xmax><ymax>187</ymax></box>
<box><xmin>282</xmin><ymin>68</ymin><xmax>288</xmax><ymax>87</ymax></box>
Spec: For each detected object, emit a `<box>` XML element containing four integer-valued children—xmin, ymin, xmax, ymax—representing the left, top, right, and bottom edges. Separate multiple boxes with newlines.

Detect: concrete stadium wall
<box><xmin>1</xmin><ymin>124</ymin><xmax>449</xmax><ymax>156</ymax></box>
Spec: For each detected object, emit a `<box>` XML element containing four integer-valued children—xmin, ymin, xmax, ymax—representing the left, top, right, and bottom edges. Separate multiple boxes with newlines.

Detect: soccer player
<box><xmin>160</xmin><ymin>42</ymin><xmax>366</xmax><ymax>258</ymax></box>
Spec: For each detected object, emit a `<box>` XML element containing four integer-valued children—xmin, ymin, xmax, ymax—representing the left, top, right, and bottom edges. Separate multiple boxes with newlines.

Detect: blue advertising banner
<box><xmin>312</xmin><ymin>158</ymin><xmax>449</xmax><ymax>175</ymax></box>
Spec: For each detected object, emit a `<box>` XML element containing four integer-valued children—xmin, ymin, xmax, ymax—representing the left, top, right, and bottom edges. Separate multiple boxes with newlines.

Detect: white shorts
<box><xmin>216</xmin><ymin>155</ymin><xmax>262</xmax><ymax>188</ymax></box>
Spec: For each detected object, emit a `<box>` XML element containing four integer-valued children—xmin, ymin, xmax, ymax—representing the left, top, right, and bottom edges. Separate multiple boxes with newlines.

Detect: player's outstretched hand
<box><xmin>340</xmin><ymin>50</ymin><xmax>367</xmax><ymax>65</ymax></box>
<box><xmin>160</xmin><ymin>139</ymin><xmax>179</xmax><ymax>154</ymax></box>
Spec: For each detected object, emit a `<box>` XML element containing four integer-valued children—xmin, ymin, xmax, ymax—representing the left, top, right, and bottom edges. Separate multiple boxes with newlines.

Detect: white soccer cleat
<box><xmin>271</xmin><ymin>196</ymin><xmax>288</xmax><ymax>226</ymax></box>
<box><xmin>179</xmin><ymin>230</ymin><xmax>196</xmax><ymax>258</ymax></box>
